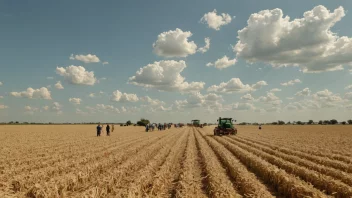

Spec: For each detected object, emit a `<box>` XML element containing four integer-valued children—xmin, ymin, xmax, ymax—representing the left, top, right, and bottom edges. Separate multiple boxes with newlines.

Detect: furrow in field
<box><xmin>76</xmin><ymin>130</ymin><xmax>183</xmax><ymax>198</ymax></box>
<box><xmin>239</xmin><ymin>134</ymin><xmax>352</xmax><ymax>164</ymax></box>
<box><xmin>199</xmin><ymin>132</ymin><xmax>274</xmax><ymax>197</ymax></box>
<box><xmin>237</xmin><ymin>136</ymin><xmax>352</xmax><ymax>174</ymax></box>
<box><xmin>241</xmin><ymin>134</ymin><xmax>352</xmax><ymax>160</ymax></box>
<box><xmin>213</xmin><ymin>136</ymin><xmax>328</xmax><ymax>198</ymax></box>
<box><xmin>230</xmin><ymin>136</ymin><xmax>352</xmax><ymax>186</ymax></box>
<box><xmin>239</xmin><ymin>135</ymin><xmax>352</xmax><ymax>164</ymax></box>
<box><xmin>224</xmin><ymin>136</ymin><xmax>352</xmax><ymax>197</ymax></box>
<box><xmin>174</xmin><ymin>128</ymin><xmax>207</xmax><ymax>198</ymax></box>
<box><xmin>122</xmin><ymin>128</ymin><xmax>188</xmax><ymax>197</ymax></box>
<box><xmin>10</xmin><ymin>132</ymin><xmax>176</xmax><ymax>197</ymax></box>
<box><xmin>194</xmin><ymin>128</ymin><xmax>242</xmax><ymax>198</ymax></box>
<box><xmin>0</xmin><ymin>135</ymin><xmax>147</xmax><ymax>180</ymax></box>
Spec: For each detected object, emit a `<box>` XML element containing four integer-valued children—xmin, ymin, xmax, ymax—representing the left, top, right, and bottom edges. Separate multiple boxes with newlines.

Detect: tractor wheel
<box><xmin>214</xmin><ymin>130</ymin><xmax>217</xmax><ymax>136</ymax></box>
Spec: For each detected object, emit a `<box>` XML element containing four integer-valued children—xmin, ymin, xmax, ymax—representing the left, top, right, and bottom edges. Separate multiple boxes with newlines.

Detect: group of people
<box><xmin>145</xmin><ymin>123</ymin><xmax>172</xmax><ymax>132</ymax></box>
<box><xmin>96</xmin><ymin>124</ymin><xmax>114</xmax><ymax>136</ymax></box>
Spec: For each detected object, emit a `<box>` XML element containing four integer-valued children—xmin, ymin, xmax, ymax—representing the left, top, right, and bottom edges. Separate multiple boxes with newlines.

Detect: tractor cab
<box><xmin>214</xmin><ymin>117</ymin><xmax>237</xmax><ymax>136</ymax></box>
<box><xmin>191</xmin><ymin>120</ymin><xmax>201</xmax><ymax>127</ymax></box>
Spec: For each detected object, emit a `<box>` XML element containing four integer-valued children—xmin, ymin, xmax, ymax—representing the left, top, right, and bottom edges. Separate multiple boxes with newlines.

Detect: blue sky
<box><xmin>1</xmin><ymin>0</ymin><xmax>352</xmax><ymax>123</ymax></box>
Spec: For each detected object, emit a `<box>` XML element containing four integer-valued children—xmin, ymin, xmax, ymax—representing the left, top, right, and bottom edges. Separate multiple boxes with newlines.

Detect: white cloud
<box><xmin>140</xmin><ymin>96</ymin><xmax>165</xmax><ymax>106</ymax></box>
<box><xmin>54</xmin><ymin>81</ymin><xmax>64</xmax><ymax>89</ymax></box>
<box><xmin>345</xmin><ymin>85</ymin><xmax>352</xmax><ymax>90</ymax></box>
<box><xmin>43</xmin><ymin>106</ymin><xmax>49</xmax><ymax>111</ymax></box>
<box><xmin>295</xmin><ymin>88</ymin><xmax>311</xmax><ymax>96</ymax></box>
<box><xmin>241</xmin><ymin>93</ymin><xmax>254</xmax><ymax>101</ymax></box>
<box><xmin>258</xmin><ymin>92</ymin><xmax>282</xmax><ymax>105</ymax></box>
<box><xmin>344</xmin><ymin>92</ymin><xmax>352</xmax><ymax>101</ymax></box>
<box><xmin>153</xmin><ymin>28</ymin><xmax>197</xmax><ymax>58</ymax></box>
<box><xmin>70</xmin><ymin>54</ymin><xmax>100</xmax><ymax>63</ymax></box>
<box><xmin>251</xmin><ymin>81</ymin><xmax>268</xmax><ymax>90</ymax></box>
<box><xmin>175</xmin><ymin>92</ymin><xmax>224</xmax><ymax>111</ymax></box>
<box><xmin>0</xmin><ymin>104</ymin><xmax>8</xmax><ymax>109</ymax></box>
<box><xmin>0</xmin><ymin>82</ymin><xmax>2</xmax><ymax>86</ymax></box>
<box><xmin>233</xmin><ymin>5</ymin><xmax>352</xmax><ymax>73</ymax></box>
<box><xmin>100</xmin><ymin>77</ymin><xmax>107</xmax><ymax>80</ymax></box>
<box><xmin>0</xmin><ymin>96</ymin><xmax>3</xmax><ymax>99</ymax></box>
<box><xmin>88</xmin><ymin>93</ymin><xmax>95</xmax><ymax>98</ymax></box>
<box><xmin>270</xmin><ymin>88</ymin><xmax>282</xmax><ymax>92</ymax></box>
<box><xmin>69</xmin><ymin>97</ymin><xmax>82</xmax><ymax>105</ymax></box>
<box><xmin>51</xmin><ymin>102</ymin><xmax>63</xmax><ymax>114</ymax></box>
<box><xmin>56</xmin><ymin>65</ymin><xmax>97</xmax><ymax>85</ymax></box>
<box><xmin>197</xmin><ymin>37</ymin><xmax>210</xmax><ymax>53</ymax></box>
<box><xmin>102</xmin><ymin>61</ymin><xmax>109</xmax><ymax>65</ymax></box>
<box><xmin>233</xmin><ymin>102</ymin><xmax>256</xmax><ymax>111</ymax></box>
<box><xmin>200</xmin><ymin>9</ymin><xmax>232</xmax><ymax>30</ymax></box>
<box><xmin>281</xmin><ymin>79</ymin><xmax>301</xmax><ymax>86</ymax></box>
<box><xmin>129</xmin><ymin>60</ymin><xmax>205</xmax><ymax>92</ymax></box>
<box><xmin>206</xmin><ymin>56</ymin><xmax>237</xmax><ymax>70</ymax></box>
<box><xmin>286</xmin><ymin>97</ymin><xmax>295</xmax><ymax>100</ymax></box>
<box><xmin>46</xmin><ymin>77</ymin><xmax>54</xmax><ymax>80</ymax></box>
<box><xmin>111</xmin><ymin>90</ymin><xmax>139</xmax><ymax>102</ymax></box>
<box><xmin>10</xmin><ymin>87</ymin><xmax>52</xmax><ymax>100</ymax></box>
<box><xmin>24</xmin><ymin>106</ymin><xmax>39</xmax><ymax>114</ymax></box>
<box><xmin>207</xmin><ymin>78</ymin><xmax>267</xmax><ymax>93</ymax></box>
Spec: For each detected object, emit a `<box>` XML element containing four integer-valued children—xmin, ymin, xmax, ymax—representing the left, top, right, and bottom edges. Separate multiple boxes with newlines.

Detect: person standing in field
<box><xmin>97</xmin><ymin>124</ymin><xmax>102</xmax><ymax>136</ymax></box>
<box><xmin>106</xmin><ymin>124</ymin><xmax>110</xmax><ymax>136</ymax></box>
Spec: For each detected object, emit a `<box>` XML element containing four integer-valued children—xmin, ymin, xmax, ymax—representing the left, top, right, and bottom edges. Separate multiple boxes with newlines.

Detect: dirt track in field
<box><xmin>1</xmin><ymin>125</ymin><xmax>352</xmax><ymax>198</ymax></box>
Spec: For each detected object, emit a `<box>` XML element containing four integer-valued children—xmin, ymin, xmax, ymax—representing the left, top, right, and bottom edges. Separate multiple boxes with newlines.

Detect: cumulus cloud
<box><xmin>200</xmin><ymin>9</ymin><xmax>232</xmax><ymax>30</ymax></box>
<box><xmin>345</xmin><ymin>85</ymin><xmax>352</xmax><ymax>90</ymax></box>
<box><xmin>270</xmin><ymin>88</ymin><xmax>282</xmax><ymax>92</ymax></box>
<box><xmin>111</xmin><ymin>90</ymin><xmax>139</xmax><ymax>102</ymax></box>
<box><xmin>24</xmin><ymin>106</ymin><xmax>40</xmax><ymax>114</ymax></box>
<box><xmin>129</xmin><ymin>60</ymin><xmax>205</xmax><ymax>92</ymax></box>
<box><xmin>153</xmin><ymin>28</ymin><xmax>197</xmax><ymax>58</ymax></box>
<box><xmin>102</xmin><ymin>61</ymin><xmax>109</xmax><ymax>65</ymax></box>
<box><xmin>54</xmin><ymin>81</ymin><xmax>64</xmax><ymax>89</ymax></box>
<box><xmin>10</xmin><ymin>87</ymin><xmax>52</xmax><ymax>100</ymax></box>
<box><xmin>51</xmin><ymin>102</ymin><xmax>63</xmax><ymax>114</ymax></box>
<box><xmin>345</xmin><ymin>92</ymin><xmax>352</xmax><ymax>101</ymax></box>
<box><xmin>70</xmin><ymin>54</ymin><xmax>100</xmax><ymax>63</ymax></box>
<box><xmin>233</xmin><ymin>5</ymin><xmax>352</xmax><ymax>73</ymax></box>
<box><xmin>0</xmin><ymin>104</ymin><xmax>8</xmax><ymax>109</ymax></box>
<box><xmin>56</xmin><ymin>65</ymin><xmax>97</xmax><ymax>85</ymax></box>
<box><xmin>207</xmin><ymin>78</ymin><xmax>267</xmax><ymax>93</ymax></box>
<box><xmin>140</xmin><ymin>96</ymin><xmax>165</xmax><ymax>106</ymax></box>
<box><xmin>88</xmin><ymin>93</ymin><xmax>95</xmax><ymax>98</ymax></box>
<box><xmin>295</xmin><ymin>88</ymin><xmax>311</xmax><ymax>96</ymax></box>
<box><xmin>69</xmin><ymin>97</ymin><xmax>82</xmax><ymax>105</ymax></box>
<box><xmin>258</xmin><ymin>92</ymin><xmax>282</xmax><ymax>106</ymax></box>
<box><xmin>175</xmin><ymin>92</ymin><xmax>224</xmax><ymax>111</ymax></box>
<box><xmin>233</xmin><ymin>102</ymin><xmax>256</xmax><ymax>111</ymax></box>
<box><xmin>206</xmin><ymin>56</ymin><xmax>237</xmax><ymax>70</ymax></box>
<box><xmin>281</xmin><ymin>79</ymin><xmax>301</xmax><ymax>86</ymax></box>
<box><xmin>241</xmin><ymin>93</ymin><xmax>254</xmax><ymax>101</ymax></box>
<box><xmin>197</xmin><ymin>37</ymin><xmax>210</xmax><ymax>53</ymax></box>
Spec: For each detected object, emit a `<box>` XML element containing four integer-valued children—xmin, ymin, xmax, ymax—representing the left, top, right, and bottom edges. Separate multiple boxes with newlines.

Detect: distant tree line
<box><xmin>2</xmin><ymin>119</ymin><xmax>352</xmax><ymax>125</ymax></box>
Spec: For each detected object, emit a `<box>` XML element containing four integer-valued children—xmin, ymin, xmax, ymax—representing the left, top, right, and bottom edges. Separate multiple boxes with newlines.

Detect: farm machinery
<box><xmin>191</xmin><ymin>120</ymin><xmax>203</xmax><ymax>128</ymax></box>
<box><xmin>214</xmin><ymin>117</ymin><xmax>237</xmax><ymax>136</ymax></box>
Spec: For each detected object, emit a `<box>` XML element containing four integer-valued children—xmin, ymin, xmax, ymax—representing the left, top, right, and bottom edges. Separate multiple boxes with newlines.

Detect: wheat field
<box><xmin>1</xmin><ymin>125</ymin><xmax>352</xmax><ymax>198</ymax></box>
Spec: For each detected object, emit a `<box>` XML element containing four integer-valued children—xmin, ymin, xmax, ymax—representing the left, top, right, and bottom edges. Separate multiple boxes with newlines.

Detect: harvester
<box><xmin>214</xmin><ymin>117</ymin><xmax>237</xmax><ymax>136</ymax></box>
<box><xmin>191</xmin><ymin>120</ymin><xmax>202</xmax><ymax>127</ymax></box>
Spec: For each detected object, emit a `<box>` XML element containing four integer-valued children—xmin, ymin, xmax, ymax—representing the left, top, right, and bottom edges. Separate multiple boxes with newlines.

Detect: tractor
<box><xmin>191</xmin><ymin>120</ymin><xmax>202</xmax><ymax>127</ymax></box>
<box><xmin>214</xmin><ymin>117</ymin><xmax>237</xmax><ymax>136</ymax></box>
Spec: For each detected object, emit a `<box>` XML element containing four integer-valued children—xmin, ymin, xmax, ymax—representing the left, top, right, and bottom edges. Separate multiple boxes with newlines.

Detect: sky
<box><xmin>1</xmin><ymin>0</ymin><xmax>352</xmax><ymax>123</ymax></box>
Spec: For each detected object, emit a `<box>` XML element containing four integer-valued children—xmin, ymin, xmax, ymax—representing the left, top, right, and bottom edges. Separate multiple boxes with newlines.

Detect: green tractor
<box><xmin>191</xmin><ymin>120</ymin><xmax>202</xmax><ymax>128</ymax></box>
<box><xmin>214</xmin><ymin>117</ymin><xmax>237</xmax><ymax>136</ymax></box>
